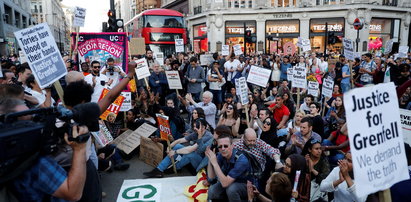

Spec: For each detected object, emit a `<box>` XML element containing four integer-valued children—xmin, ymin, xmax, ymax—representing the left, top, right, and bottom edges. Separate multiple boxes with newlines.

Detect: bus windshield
<box><xmin>144</xmin><ymin>15</ymin><xmax>184</xmax><ymax>28</ymax></box>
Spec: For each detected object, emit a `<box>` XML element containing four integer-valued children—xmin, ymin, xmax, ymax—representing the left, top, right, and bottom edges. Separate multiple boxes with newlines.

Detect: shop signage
<box><xmin>226</xmin><ymin>27</ymin><xmax>256</xmax><ymax>34</ymax></box>
<box><xmin>353</xmin><ymin>18</ymin><xmax>364</xmax><ymax>30</ymax></box>
<box><xmin>369</xmin><ymin>24</ymin><xmax>382</xmax><ymax>32</ymax></box>
<box><xmin>312</xmin><ymin>23</ymin><xmax>343</xmax><ymax>32</ymax></box>
<box><xmin>272</xmin><ymin>14</ymin><xmax>292</xmax><ymax>18</ymax></box>
<box><xmin>267</xmin><ymin>25</ymin><xmax>298</xmax><ymax>33</ymax></box>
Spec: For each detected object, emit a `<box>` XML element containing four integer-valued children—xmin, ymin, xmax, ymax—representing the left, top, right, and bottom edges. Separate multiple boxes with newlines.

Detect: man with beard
<box><xmin>84</xmin><ymin>61</ymin><xmax>112</xmax><ymax>103</ymax></box>
<box><xmin>145</xmin><ymin>49</ymin><xmax>159</xmax><ymax>70</ymax></box>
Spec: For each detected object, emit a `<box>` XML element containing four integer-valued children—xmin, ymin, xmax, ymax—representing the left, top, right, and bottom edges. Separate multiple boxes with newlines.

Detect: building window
<box><xmin>310</xmin><ymin>18</ymin><xmax>345</xmax><ymax>53</ymax></box>
<box><xmin>266</xmin><ymin>20</ymin><xmax>300</xmax><ymax>54</ymax></box>
<box><xmin>225</xmin><ymin>21</ymin><xmax>257</xmax><ymax>53</ymax></box>
<box><xmin>39</xmin><ymin>5</ymin><xmax>42</xmax><ymax>13</ymax></box>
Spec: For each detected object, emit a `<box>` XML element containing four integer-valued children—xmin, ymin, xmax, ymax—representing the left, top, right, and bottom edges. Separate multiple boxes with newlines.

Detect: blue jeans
<box><xmin>156</xmin><ymin>144</ymin><xmax>203</xmax><ymax>172</ymax></box>
<box><xmin>341</xmin><ymin>82</ymin><xmax>351</xmax><ymax>93</ymax></box>
<box><xmin>322</xmin><ymin>139</ymin><xmax>345</xmax><ymax>166</ymax></box>
<box><xmin>208</xmin><ymin>181</ymin><xmax>248</xmax><ymax>202</ymax></box>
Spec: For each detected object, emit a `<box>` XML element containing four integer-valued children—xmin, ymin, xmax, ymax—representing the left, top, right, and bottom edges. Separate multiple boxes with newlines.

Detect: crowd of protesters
<box><xmin>0</xmin><ymin>46</ymin><xmax>411</xmax><ymax>202</ymax></box>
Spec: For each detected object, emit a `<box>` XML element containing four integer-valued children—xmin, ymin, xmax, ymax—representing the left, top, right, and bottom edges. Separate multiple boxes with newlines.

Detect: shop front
<box><xmin>309</xmin><ymin>18</ymin><xmax>344</xmax><ymax>54</ymax></box>
<box><xmin>193</xmin><ymin>23</ymin><xmax>208</xmax><ymax>53</ymax></box>
<box><xmin>225</xmin><ymin>21</ymin><xmax>256</xmax><ymax>53</ymax></box>
<box><xmin>265</xmin><ymin>20</ymin><xmax>300</xmax><ymax>54</ymax></box>
<box><xmin>368</xmin><ymin>18</ymin><xmax>400</xmax><ymax>52</ymax></box>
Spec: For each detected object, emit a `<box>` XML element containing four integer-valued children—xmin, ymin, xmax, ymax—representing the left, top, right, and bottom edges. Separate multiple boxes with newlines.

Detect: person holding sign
<box><xmin>340</xmin><ymin>57</ymin><xmax>351</xmax><ymax>93</ymax></box>
<box><xmin>143</xmin><ymin>118</ymin><xmax>213</xmax><ymax>178</ymax></box>
<box><xmin>179</xmin><ymin>91</ymin><xmax>217</xmax><ymax>129</ymax></box>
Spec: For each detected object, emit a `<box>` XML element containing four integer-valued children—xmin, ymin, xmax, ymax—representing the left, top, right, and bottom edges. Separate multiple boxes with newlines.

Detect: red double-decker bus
<box><xmin>125</xmin><ymin>9</ymin><xmax>187</xmax><ymax>56</ymax></box>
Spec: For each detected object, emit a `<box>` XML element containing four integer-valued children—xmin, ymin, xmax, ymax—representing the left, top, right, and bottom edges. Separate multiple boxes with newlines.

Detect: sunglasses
<box><xmin>263</xmin><ymin>121</ymin><xmax>271</xmax><ymax>126</ymax></box>
<box><xmin>310</xmin><ymin>139</ymin><xmax>321</xmax><ymax>144</ymax></box>
<box><xmin>227</xmin><ymin>106</ymin><xmax>234</xmax><ymax>110</ymax></box>
<box><xmin>93</xmin><ymin>66</ymin><xmax>101</xmax><ymax>68</ymax></box>
<box><xmin>218</xmin><ymin>145</ymin><xmax>229</xmax><ymax>149</ymax></box>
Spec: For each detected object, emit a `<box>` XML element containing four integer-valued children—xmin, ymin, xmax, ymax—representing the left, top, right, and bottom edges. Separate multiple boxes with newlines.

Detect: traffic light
<box><xmin>328</xmin><ymin>32</ymin><xmax>337</xmax><ymax>44</ymax></box>
<box><xmin>107</xmin><ymin>10</ymin><xmax>116</xmax><ymax>32</ymax></box>
<box><xmin>116</xmin><ymin>19</ymin><xmax>124</xmax><ymax>32</ymax></box>
<box><xmin>245</xmin><ymin>30</ymin><xmax>252</xmax><ymax>43</ymax></box>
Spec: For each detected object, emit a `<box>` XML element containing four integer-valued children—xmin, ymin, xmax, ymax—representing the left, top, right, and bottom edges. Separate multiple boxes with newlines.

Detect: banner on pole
<box><xmin>344</xmin><ymin>83</ymin><xmax>409</xmax><ymax>198</ymax></box>
<box><xmin>14</xmin><ymin>23</ymin><xmax>67</xmax><ymax>89</ymax></box>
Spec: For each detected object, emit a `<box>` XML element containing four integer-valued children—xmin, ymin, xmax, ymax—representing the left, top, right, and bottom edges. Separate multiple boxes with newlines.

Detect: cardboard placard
<box><xmin>292</xmin><ymin>66</ymin><xmax>307</xmax><ymax>89</ymax></box>
<box><xmin>343</xmin><ymin>38</ymin><xmax>355</xmax><ymax>61</ymax></box>
<box><xmin>135</xmin><ymin>58</ymin><xmax>150</xmax><ymax>79</ymax></box>
<box><xmin>321</xmin><ymin>76</ymin><xmax>334</xmax><ymax>98</ymax></box>
<box><xmin>73</xmin><ymin>6</ymin><xmax>87</xmax><ymax>27</ymax></box>
<box><xmin>246</xmin><ymin>65</ymin><xmax>271</xmax><ymax>88</ymax></box>
<box><xmin>119</xmin><ymin>91</ymin><xmax>132</xmax><ymax>112</ymax></box>
<box><xmin>235</xmin><ymin>77</ymin><xmax>249</xmax><ymax>105</ymax></box>
<box><xmin>129</xmin><ymin>38</ymin><xmax>146</xmax><ymax>55</ymax></box>
<box><xmin>222</xmin><ymin>45</ymin><xmax>230</xmax><ymax>56</ymax></box>
<box><xmin>307</xmin><ymin>81</ymin><xmax>319</xmax><ymax>97</ymax></box>
<box><xmin>165</xmin><ymin>71</ymin><xmax>183</xmax><ymax>89</ymax></box>
<box><xmin>156</xmin><ymin>114</ymin><xmax>171</xmax><ymax>140</ymax></box>
<box><xmin>287</xmin><ymin>68</ymin><xmax>293</xmax><ymax>81</ymax></box>
<box><xmin>233</xmin><ymin>44</ymin><xmax>243</xmax><ymax>56</ymax></box>
<box><xmin>139</xmin><ymin>136</ymin><xmax>164</xmax><ymax>168</ymax></box>
<box><xmin>344</xmin><ymin>83</ymin><xmax>409</xmax><ymax>198</ymax></box>
<box><xmin>112</xmin><ymin>123</ymin><xmax>157</xmax><ymax>154</ymax></box>
<box><xmin>14</xmin><ymin>23</ymin><xmax>67</xmax><ymax>89</ymax></box>
<box><xmin>175</xmin><ymin>39</ymin><xmax>184</xmax><ymax>53</ymax></box>
<box><xmin>98</xmin><ymin>88</ymin><xmax>125</xmax><ymax>122</ymax></box>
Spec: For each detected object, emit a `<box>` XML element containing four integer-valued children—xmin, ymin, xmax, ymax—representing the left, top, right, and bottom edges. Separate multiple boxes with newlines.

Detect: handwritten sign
<box><xmin>139</xmin><ymin>136</ymin><xmax>164</xmax><ymax>168</ymax></box>
<box><xmin>307</xmin><ymin>81</ymin><xmax>319</xmax><ymax>97</ymax></box>
<box><xmin>233</xmin><ymin>44</ymin><xmax>243</xmax><ymax>56</ymax></box>
<box><xmin>73</xmin><ymin>6</ymin><xmax>86</xmax><ymax>27</ymax></box>
<box><xmin>156</xmin><ymin>114</ymin><xmax>171</xmax><ymax>140</ymax></box>
<box><xmin>111</xmin><ymin>123</ymin><xmax>157</xmax><ymax>154</ymax></box>
<box><xmin>343</xmin><ymin>38</ymin><xmax>355</xmax><ymax>61</ymax></box>
<box><xmin>321</xmin><ymin>77</ymin><xmax>334</xmax><ymax>98</ymax></box>
<box><xmin>165</xmin><ymin>71</ymin><xmax>183</xmax><ymax>89</ymax></box>
<box><xmin>222</xmin><ymin>45</ymin><xmax>230</xmax><ymax>56</ymax></box>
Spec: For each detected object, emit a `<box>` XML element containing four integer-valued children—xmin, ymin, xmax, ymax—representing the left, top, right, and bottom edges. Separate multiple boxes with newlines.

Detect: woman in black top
<box><xmin>307</xmin><ymin>102</ymin><xmax>325</xmax><ymax>139</ymax></box>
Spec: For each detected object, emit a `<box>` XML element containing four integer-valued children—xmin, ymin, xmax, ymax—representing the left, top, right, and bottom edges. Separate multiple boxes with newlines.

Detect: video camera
<box><xmin>107</xmin><ymin>66</ymin><xmax>115</xmax><ymax>76</ymax></box>
<box><xmin>0</xmin><ymin>102</ymin><xmax>100</xmax><ymax>178</ymax></box>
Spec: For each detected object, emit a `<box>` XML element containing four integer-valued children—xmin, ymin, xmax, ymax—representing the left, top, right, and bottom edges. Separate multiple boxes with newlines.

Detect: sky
<box><xmin>61</xmin><ymin>0</ymin><xmax>110</xmax><ymax>32</ymax></box>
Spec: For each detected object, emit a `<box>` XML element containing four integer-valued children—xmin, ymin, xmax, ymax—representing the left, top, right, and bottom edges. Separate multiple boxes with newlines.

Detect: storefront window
<box><xmin>193</xmin><ymin>24</ymin><xmax>208</xmax><ymax>53</ymax></box>
<box><xmin>369</xmin><ymin>18</ymin><xmax>393</xmax><ymax>51</ymax></box>
<box><xmin>310</xmin><ymin>18</ymin><xmax>344</xmax><ymax>54</ymax></box>
<box><xmin>266</xmin><ymin>20</ymin><xmax>300</xmax><ymax>54</ymax></box>
<box><xmin>225</xmin><ymin>21</ymin><xmax>256</xmax><ymax>53</ymax></box>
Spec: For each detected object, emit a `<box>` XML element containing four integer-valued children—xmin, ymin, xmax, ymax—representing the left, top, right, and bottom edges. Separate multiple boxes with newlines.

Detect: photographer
<box><xmin>0</xmin><ymin>98</ymin><xmax>89</xmax><ymax>201</ymax></box>
<box><xmin>100</xmin><ymin>58</ymin><xmax>126</xmax><ymax>87</ymax></box>
<box><xmin>84</xmin><ymin>61</ymin><xmax>112</xmax><ymax>103</ymax></box>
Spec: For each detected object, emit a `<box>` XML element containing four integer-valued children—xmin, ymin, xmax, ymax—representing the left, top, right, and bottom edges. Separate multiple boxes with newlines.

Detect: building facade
<box><xmin>30</xmin><ymin>0</ymin><xmax>67</xmax><ymax>53</ymax></box>
<box><xmin>162</xmin><ymin>0</ymin><xmax>189</xmax><ymax>15</ymax></box>
<box><xmin>186</xmin><ymin>0</ymin><xmax>411</xmax><ymax>54</ymax></box>
<box><xmin>0</xmin><ymin>0</ymin><xmax>35</xmax><ymax>56</ymax></box>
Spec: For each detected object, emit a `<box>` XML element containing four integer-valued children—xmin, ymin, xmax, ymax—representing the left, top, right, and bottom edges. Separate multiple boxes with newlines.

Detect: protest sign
<box><xmin>91</xmin><ymin>120</ymin><xmax>114</xmax><ymax>147</ymax></box>
<box><xmin>400</xmin><ymin>109</ymin><xmax>411</xmax><ymax>146</ymax></box>
<box><xmin>291</xmin><ymin>66</ymin><xmax>307</xmax><ymax>89</ymax></box>
<box><xmin>301</xmin><ymin>39</ymin><xmax>311</xmax><ymax>52</ymax></box>
<box><xmin>155</xmin><ymin>52</ymin><xmax>164</xmax><ymax>66</ymax></box>
<box><xmin>98</xmin><ymin>88</ymin><xmax>125</xmax><ymax>122</ymax></box>
<box><xmin>343</xmin><ymin>38</ymin><xmax>355</xmax><ymax>60</ymax></box>
<box><xmin>384</xmin><ymin>39</ymin><xmax>393</xmax><ymax>54</ymax></box>
<box><xmin>14</xmin><ymin>23</ymin><xmax>67</xmax><ymax>89</ymax></box>
<box><xmin>139</xmin><ymin>136</ymin><xmax>164</xmax><ymax>168</ymax></box>
<box><xmin>135</xmin><ymin>58</ymin><xmax>150</xmax><ymax>79</ymax></box>
<box><xmin>165</xmin><ymin>71</ymin><xmax>183</xmax><ymax>89</ymax></box>
<box><xmin>117</xmin><ymin>176</ymin><xmax>197</xmax><ymax>202</ymax></box>
<box><xmin>120</xmin><ymin>91</ymin><xmax>132</xmax><ymax>111</ymax></box>
<box><xmin>111</xmin><ymin>123</ymin><xmax>157</xmax><ymax>154</ymax></box>
<box><xmin>246</xmin><ymin>65</ymin><xmax>271</xmax><ymax>88</ymax></box>
<box><xmin>222</xmin><ymin>45</ymin><xmax>230</xmax><ymax>56</ymax></box>
<box><xmin>74</xmin><ymin>33</ymin><xmax>128</xmax><ymax>71</ymax></box>
<box><xmin>344</xmin><ymin>83</ymin><xmax>409</xmax><ymax>198</ymax></box>
<box><xmin>321</xmin><ymin>77</ymin><xmax>334</xmax><ymax>98</ymax></box>
<box><xmin>175</xmin><ymin>39</ymin><xmax>184</xmax><ymax>53</ymax></box>
<box><xmin>235</xmin><ymin>77</ymin><xmax>249</xmax><ymax>105</ymax></box>
<box><xmin>129</xmin><ymin>38</ymin><xmax>145</xmax><ymax>55</ymax></box>
<box><xmin>283</xmin><ymin>42</ymin><xmax>296</xmax><ymax>56</ymax></box>
<box><xmin>307</xmin><ymin>81</ymin><xmax>319</xmax><ymax>97</ymax></box>
<box><xmin>398</xmin><ymin>46</ymin><xmax>409</xmax><ymax>58</ymax></box>
<box><xmin>19</xmin><ymin>50</ymin><xmax>27</xmax><ymax>64</ymax></box>
<box><xmin>73</xmin><ymin>7</ymin><xmax>86</xmax><ymax>27</ymax></box>
<box><xmin>297</xmin><ymin>37</ymin><xmax>302</xmax><ymax>47</ymax></box>
<box><xmin>156</xmin><ymin>114</ymin><xmax>171</xmax><ymax>140</ymax></box>
<box><xmin>233</xmin><ymin>44</ymin><xmax>243</xmax><ymax>56</ymax></box>
<box><xmin>199</xmin><ymin>54</ymin><xmax>214</xmax><ymax>66</ymax></box>
<box><xmin>193</xmin><ymin>39</ymin><xmax>200</xmax><ymax>54</ymax></box>
<box><xmin>287</xmin><ymin>68</ymin><xmax>293</xmax><ymax>81</ymax></box>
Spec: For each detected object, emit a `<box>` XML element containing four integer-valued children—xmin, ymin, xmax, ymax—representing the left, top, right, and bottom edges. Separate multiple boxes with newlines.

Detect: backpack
<box><xmin>234</xmin><ymin>150</ymin><xmax>263</xmax><ymax>186</ymax></box>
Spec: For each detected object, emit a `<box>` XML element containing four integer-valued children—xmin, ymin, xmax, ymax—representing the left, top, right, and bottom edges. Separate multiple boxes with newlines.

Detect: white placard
<box><xmin>287</xmin><ymin>68</ymin><xmax>293</xmax><ymax>81</ymax></box>
<box><xmin>175</xmin><ymin>39</ymin><xmax>184</xmax><ymax>53</ymax></box>
<box><xmin>301</xmin><ymin>39</ymin><xmax>311</xmax><ymax>52</ymax></box>
<box><xmin>222</xmin><ymin>45</ymin><xmax>230</xmax><ymax>56</ymax></box>
<box><xmin>111</xmin><ymin>123</ymin><xmax>158</xmax><ymax>154</ymax></box>
<box><xmin>19</xmin><ymin>50</ymin><xmax>27</xmax><ymax>64</ymax></box>
<box><xmin>307</xmin><ymin>81</ymin><xmax>319</xmax><ymax>97</ymax></box>
<box><xmin>235</xmin><ymin>77</ymin><xmax>249</xmax><ymax>105</ymax></box>
<box><xmin>120</xmin><ymin>92</ymin><xmax>132</xmax><ymax>112</ymax></box>
<box><xmin>73</xmin><ymin>7</ymin><xmax>86</xmax><ymax>27</ymax></box>
<box><xmin>165</xmin><ymin>71</ymin><xmax>183</xmax><ymax>89</ymax></box>
<box><xmin>200</xmin><ymin>54</ymin><xmax>214</xmax><ymax>66</ymax></box>
<box><xmin>291</xmin><ymin>66</ymin><xmax>307</xmax><ymax>89</ymax></box>
<box><xmin>343</xmin><ymin>38</ymin><xmax>355</xmax><ymax>60</ymax></box>
<box><xmin>344</xmin><ymin>83</ymin><xmax>409</xmax><ymax>198</ymax></box>
<box><xmin>400</xmin><ymin>109</ymin><xmax>411</xmax><ymax>146</ymax></box>
<box><xmin>384</xmin><ymin>39</ymin><xmax>393</xmax><ymax>54</ymax></box>
<box><xmin>246</xmin><ymin>65</ymin><xmax>271</xmax><ymax>88</ymax></box>
<box><xmin>321</xmin><ymin>76</ymin><xmax>334</xmax><ymax>98</ymax></box>
<box><xmin>14</xmin><ymin>23</ymin><xmax>67</xmax><ymax>89</ymax></box>
<box><xmin>354</xmin><ymin>52</ymin><xmax>361</xmax><ymax>59</ymax></box>
<box><xmin>233</xmin><ymin>44</ymin><xmax>243</xmax><ymax>56</ymax></box>
<box><xmin>155</xmin><ymin>52</ymin><xmax>164</xmax><ymax>66</ymax></box>
<box><xmin>135</xmin><ymin>58</ymin><xmax>150</xmax><ymax>79</ymax></box>
<box><xmin>398</xmin><ymin>46</ymin><xmax>409</xmax><ymax>58</ymax></box>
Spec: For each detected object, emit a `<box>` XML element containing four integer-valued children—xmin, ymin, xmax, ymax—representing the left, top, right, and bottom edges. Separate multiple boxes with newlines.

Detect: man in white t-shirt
<box><xmin>224</xmin><ymin>54</ymin><xmax>242</xmax><ymax>87</ymax></box>
<box><xmin>100</xmin><ymin>57</ymin><xmax>126</xmax><ymax>87</ymax></box>
<box><xmin>84</xmin><ymin>61</ymin><xmax>112</xmax><ymax>102</ymax></box>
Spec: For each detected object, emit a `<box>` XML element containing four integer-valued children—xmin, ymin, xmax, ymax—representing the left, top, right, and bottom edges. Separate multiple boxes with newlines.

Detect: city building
<box><xmin>0</xmin><ymin>0</ymin><xmax>35</xmax><ymax>56</ymax></box>
<box><xmin>185</xmin><ymin>0</ymin><xmax>411</xmax><ymax>54</ymax></box>
<box><xmin>161</xmin><ymin>0</ymin><xmax>189</xmax><ymax>15</ymax></box>
<box><xmin>30</xmin><ymin>0</ymin><xmax>67</xmax><ymax>53</ymax></box>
